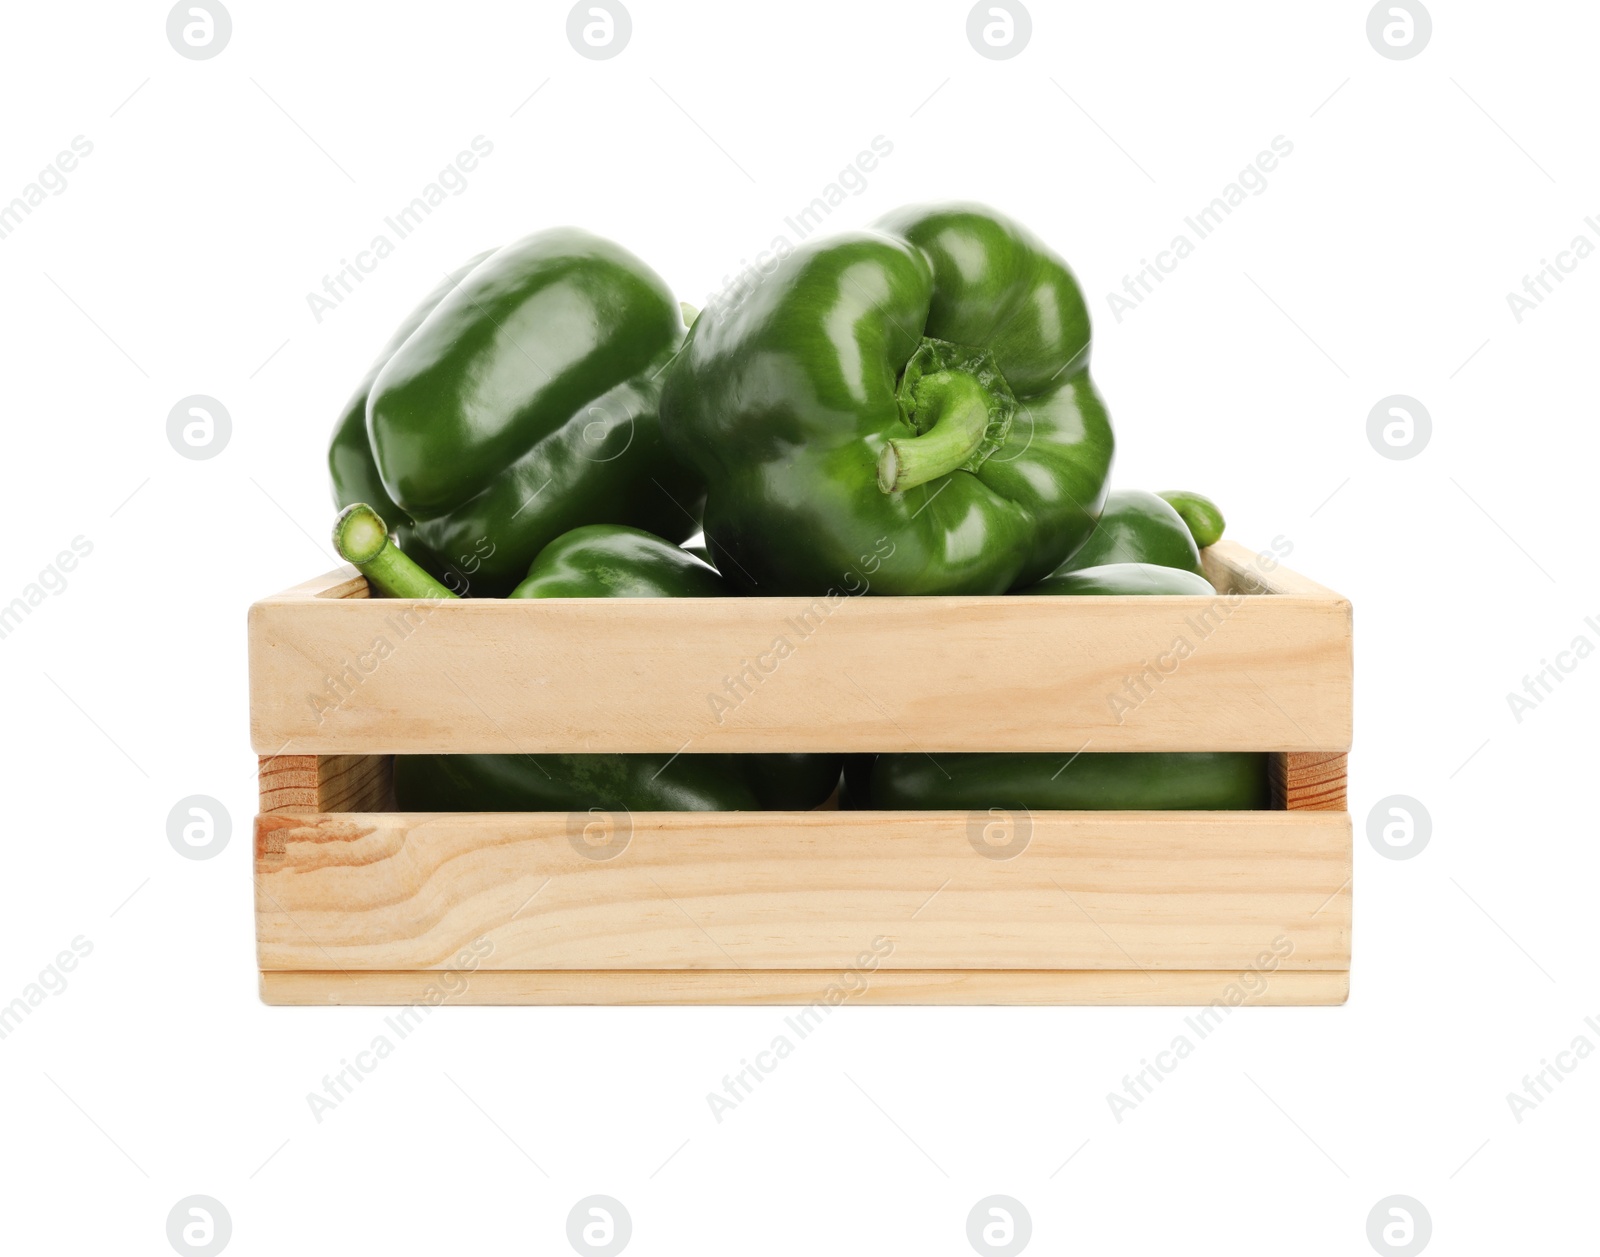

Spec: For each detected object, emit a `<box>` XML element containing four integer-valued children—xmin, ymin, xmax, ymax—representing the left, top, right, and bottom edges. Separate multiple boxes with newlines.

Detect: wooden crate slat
<box><xmin>258</xmin><ymin>754</ymin><xmax>392</xmax><ymax>814</ymax></box>
<box><xmin>255</xmin><ymin>810</ymin><xmax>1351</xmax><ymax>973</ymax></box>
<box><xmin>249</xmin><ymin>547</ymin><xmax>1351</xmax><ymax>756</ymax></box>
<box><xmin>260</xmin><ymin>968</ymin><xmax>1349</xmax><ymax>1006</ymax></box>
<box><xmin>1272</xmin><ymin>752</ymin><xmax>1349</xmax><ymax>811</ymax></box>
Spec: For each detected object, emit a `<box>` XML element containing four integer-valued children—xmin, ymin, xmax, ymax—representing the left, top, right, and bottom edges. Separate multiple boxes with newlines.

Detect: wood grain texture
<box><xmin>248</xmin><ymin>554</ymin><xmax>1352</xmax><ymax>755</ymax></box>
<box><xmin>1202</xmin><ymin>540</ymin><xmax>1347</xmax><ymax>599</ymax></box>
<box><xmin>259</xmin><ymin>968</ymin><xmax>1349</xmax><ymax>1006</ymax></box>
<box><xmin>258</xmin><ymin>754</ymin><xmax>393</xmax><ymax>814</ymax></box>
<box><xmin>255</xmin><ymin>810</ymin><xmax>1351</xmax><ymax>973</ymax></box>
<box><xmin>1273</xmin><ymin>752</ymin><xmax>1349</xmax><ymax>811</ymax></box>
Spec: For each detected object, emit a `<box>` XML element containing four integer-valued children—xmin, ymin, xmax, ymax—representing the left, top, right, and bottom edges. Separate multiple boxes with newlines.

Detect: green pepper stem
<box><xmin>332</xmin><ymin>503</ymin><xmax>458</xmax><ymax>600</ymax></box>
<box><xmin>878</xmin><ymin>370</ymin><xmax>991</xmax><ymax>494</ymax></box>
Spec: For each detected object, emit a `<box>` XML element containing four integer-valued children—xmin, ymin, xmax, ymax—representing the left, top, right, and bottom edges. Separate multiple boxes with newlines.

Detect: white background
<box><xmin>2</xmin><ymin>1</ymin><xmax>1596</xmax><ymax>1253</ymax></box>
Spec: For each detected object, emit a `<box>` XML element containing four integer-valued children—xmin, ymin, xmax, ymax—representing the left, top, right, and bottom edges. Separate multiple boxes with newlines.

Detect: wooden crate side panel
<box><xmin>259</xmin><ymin>968</ymin><xmax>1349</xmax><ymax>1007</ymax></box>
<box><xmin>1203</xmin><ymin>540</ymin><xmax>1348</xmax><ymax>599</ymax></box>
<box><xmin>1273</xmin><ymin>752</ymin><xmax>1348</xmax><ymax>811</ymax></box>
<box><xmin>248</xmin><ymin>592</ymin><xmax>1352</xmax><ymax>755</ymax></box>
<box><xmin>255</xmin><ymin>810</ymin><xmax>1351</xmax><ymax>973</ymax></box>
<box><xmin>259</xmin><ymin>754</ymin><xmax>393</xmax><ymax>814</ymax></box>
<box><xmin>258</xmin><ymin>755</ymin><xmax>322</xmax><ymax>815</ymax></box>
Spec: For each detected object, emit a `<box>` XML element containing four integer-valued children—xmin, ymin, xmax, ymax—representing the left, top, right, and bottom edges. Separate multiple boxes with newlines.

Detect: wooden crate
<box><xmin>249</xmin><ymin>541</ymin><xmax>1352</xmax><ymax>1006</ymax></box>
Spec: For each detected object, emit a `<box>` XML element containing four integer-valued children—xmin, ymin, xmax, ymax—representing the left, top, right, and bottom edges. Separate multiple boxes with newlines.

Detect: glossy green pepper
<box><xmin>393</xmin><ymin>748</ymin><xmax>842</xmax><ymax>813</ymax></box>
<box><xmin>1026</xmin><ymin>561</ymin><xmax>1215</xmax><ymax>596</ymax></box>
<box><xmin>1158</xmin><ymin>489</ymin><xmax>1226</xmax><ymax>549</ymax></box>
<box><xmin>862</xmin><ymin>751</ymin><xmax>1270</xmax><ymax>811</ymax></box>
<box><xmin>329</xmin><ymin>230</ymin><xmax>704</xmax><ymax>597</ymax></box>
<box><xmin>332</xmin><ymin>504</ymin><xmax>841</xmax><ymax>811</ymax></box>
<box><xmin>509</xmin><ymin>524</ymin><xmax>726</xmax><ymax>599</ymax></box>
<box><xmin>659</xmin><ymin>203</ymin><xmax>1114</xmax><ymax>595</ymax></box>
<box><xmin>1050</xmin><ymin>488</ymin><xmax>1203</xmax><ymax>577</ymax></box>
<box><xmin>328</xmin><ymin>250</ymin><xmax>494</xmax><ymax>535</ymax></box>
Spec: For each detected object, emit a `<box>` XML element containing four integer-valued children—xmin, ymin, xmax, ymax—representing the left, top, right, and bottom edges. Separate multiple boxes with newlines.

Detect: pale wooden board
<box><xmin>259</xmin><ymin>753</ymin><xmax>393</xmax><ymax>814</ymax></box>
<box><xmin>255</xmin><ymin>810</ymin><xmax>1351</xmax><ymax>973</ymax></box>
<box><xmin>1203</xmin><ymin>540</ymin><xmax>1347</xmax><ymax>599</ymax></box>
<box><xmin>260</xmin><ymin>968</ymin><xmax>1349</xmax><ymax>1006</ymax></box>
<box><xmin>248</xmin><ymin>546</ymin><xmax>1351</xmax><ymax>756</ymax></box>
<box><xmin>1273</xmin><ymin>752</ymin><xmax>1348</xmax><ymax>811</ymax></box>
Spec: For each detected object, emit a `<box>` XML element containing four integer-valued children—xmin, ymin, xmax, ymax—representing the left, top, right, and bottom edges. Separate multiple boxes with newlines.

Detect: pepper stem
<box><xmin>332</xmin><ymin>503</ymin><xmax>458</xmax><ymax>599</ymax></box>
<box><xmin>877</xmin><ymin>370</ymin><xmax>992</xmax><ymax>494</ymax></box>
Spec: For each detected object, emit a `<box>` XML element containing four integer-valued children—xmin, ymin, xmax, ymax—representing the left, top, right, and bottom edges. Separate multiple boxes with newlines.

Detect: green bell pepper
<box><xmin>659</xmin><ymin>202</ymin><xmax>1114</xmax><ymax>595</ymax></box>
<box><xmin>393</xmin><ymin>748</ymin><xmax>842</xmax><ymax>813</ymax></box>
<box><xmin>1050</xmin><ymin>488</ymin><xmax>1204</xmax><ymax>577</ymax></box>
<box><xmin>1158</xmin><ymin>489</ymin><xmax>1226</xmax><ymax>549</ymax></box>
<box><xmin>328</xmin><ymin>250</ymin><xmax>494</xmax><ymax>540</ymax></box>
<box><xmin>862</xmin><ymin>751</ymin><xmax>1270</xmax><ymax>811</ymax></box>
<box><xmin>509</xmin><ymin>524</ymin><xmax>726</xmax><ymax>599</ymax></box>
<box><xmin>1026</xmin><ymin>561</ymin><xmax>1215</xmax><ymax>596</ymax></box>
<box><xmin>329</xmin><ymin>230</ymin><xmax>704</xmax><ymax>597</ymax></box>
<box><xmin>332</xmin><ymin>504</ymin><xmax>841</xmax><ymax>811</ymax></box>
